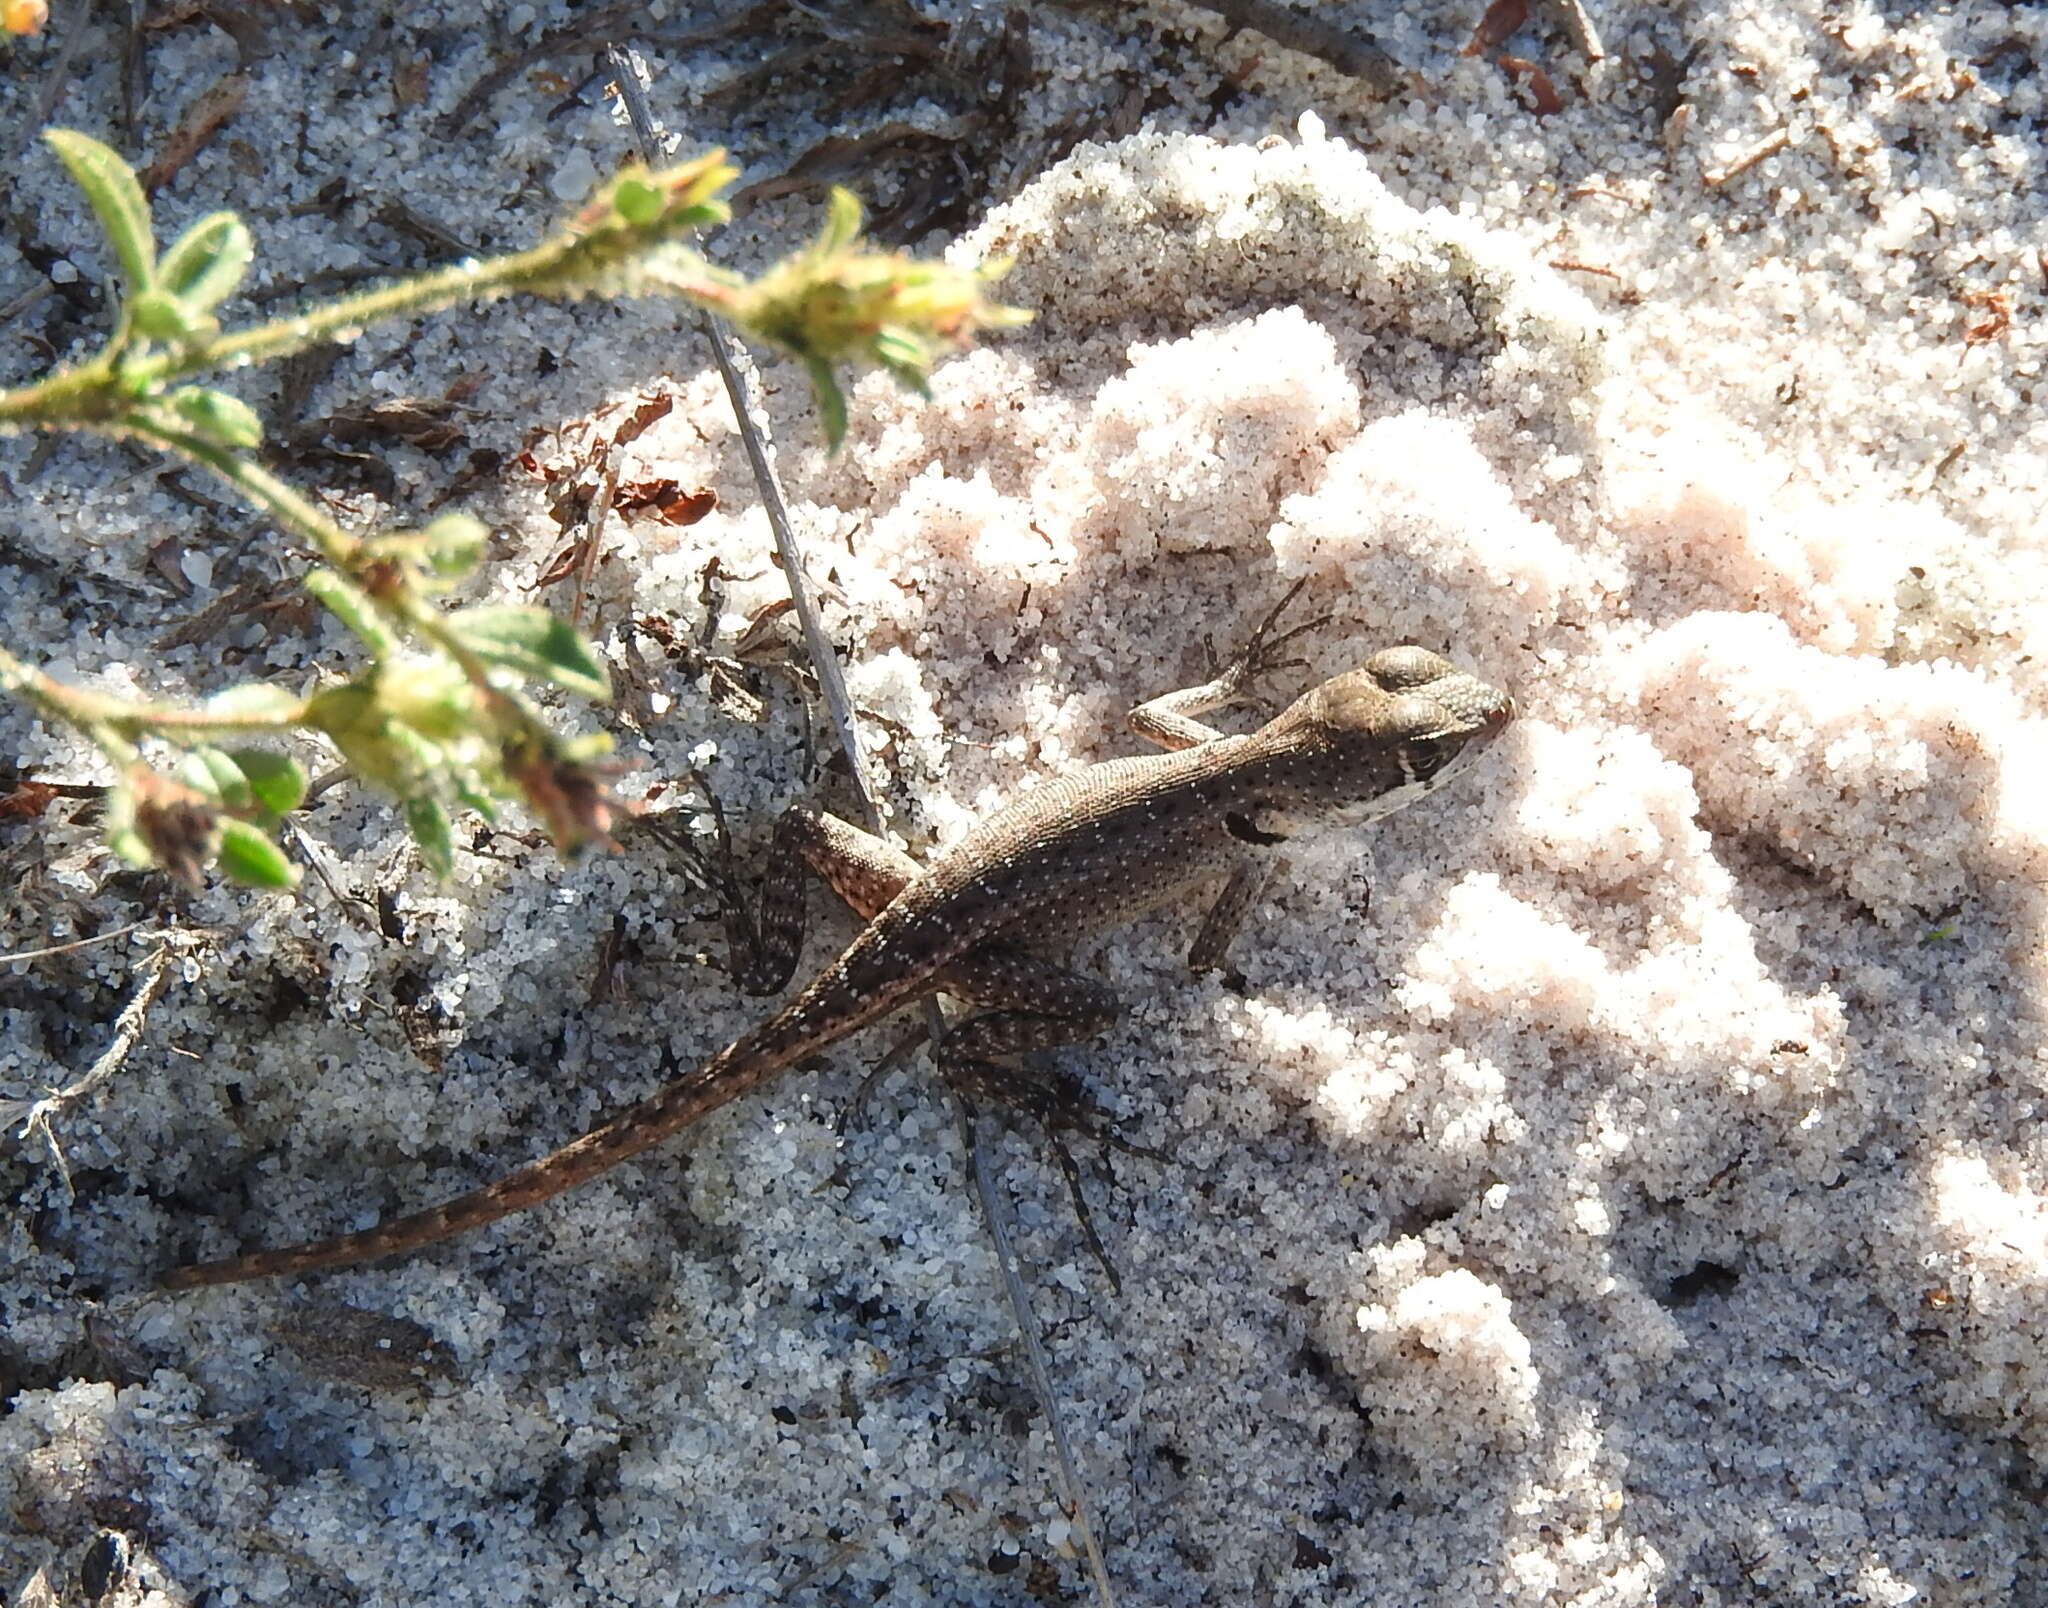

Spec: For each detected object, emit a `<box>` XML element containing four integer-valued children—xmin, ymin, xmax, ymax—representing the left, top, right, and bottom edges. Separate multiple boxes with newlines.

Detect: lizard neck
<box><xmin>1222</xmin><ymin>723</ymin><xmax>1419</xmax><ymax>845</ymax></box>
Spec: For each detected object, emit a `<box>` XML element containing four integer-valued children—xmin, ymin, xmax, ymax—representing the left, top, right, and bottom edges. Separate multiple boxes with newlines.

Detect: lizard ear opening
<box><xmin>1224</xmin><ymin>809</ymin><xmax>1290</xmax><ymax>846</ymax></box>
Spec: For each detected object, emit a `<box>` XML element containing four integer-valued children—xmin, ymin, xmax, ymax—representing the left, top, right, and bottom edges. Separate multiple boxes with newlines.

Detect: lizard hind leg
<box><xmin>932</xmin><ymin>948</ymin><xmax>1166</xmax><ymax>1288</ymax></box>
<box><xmin>931</xmin><ymin>947</ymin><xmax>1124</xmax><ymax>1123</ymax></box>
<box><xmin>934</xmin><ymin>947</ymin><xmax>1171</xmax><ymax>1161</ymax></box>
<box><xmin>725</xmin><ymin>803</ymin><xmax>925</xmax><ymax>996</ymax></box>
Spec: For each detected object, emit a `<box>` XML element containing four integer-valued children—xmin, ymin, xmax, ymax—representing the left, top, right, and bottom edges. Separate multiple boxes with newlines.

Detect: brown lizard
<box><xmin>165</xmin><ymin>602</ymin><xmax>1512</xmax><ymax>1289</ymax></box>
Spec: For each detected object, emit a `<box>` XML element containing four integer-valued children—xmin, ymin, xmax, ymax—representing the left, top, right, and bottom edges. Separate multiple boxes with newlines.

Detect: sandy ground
<box><xmin>3</xmin><ymin>2</ymin><xmax>2046</xmax><ymax>1605</ymax></box>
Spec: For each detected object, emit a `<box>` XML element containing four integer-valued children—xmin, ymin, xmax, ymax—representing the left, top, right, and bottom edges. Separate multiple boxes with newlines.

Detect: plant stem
<box><xmin>122</xmin><ymin>418</ymin><xmax>363</xmax><ymax>568</ymax></box>
<box><xmin>0</xmin><ymin>225</ymin><xmax>729</xmax><ymax>430</ymax></box>
<box><xmin>0</xmin><ymin>645</ymin><xmax>299</xmax><ymax>744</ymax></box>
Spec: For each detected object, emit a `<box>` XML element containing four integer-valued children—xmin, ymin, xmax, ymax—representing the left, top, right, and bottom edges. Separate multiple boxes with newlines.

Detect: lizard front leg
<box><xmin>1127</xmin><ymin>577</ymin><xmax>1328</xmax><ymax>751</ymax></box>
<box><xmin>1119</xmin><ymin>582</ymin><xmax>1321</xmax><ymax>971</ymax></box>
<box><xmin>1185</xmin><ymin>855</ymin><xmax>1287</xmax><ymax>975</ymax></box>
<box><xmin>1124</xmin><ymin>582</ymin><xmax>1324</xmax><ymax>971</ymax></box>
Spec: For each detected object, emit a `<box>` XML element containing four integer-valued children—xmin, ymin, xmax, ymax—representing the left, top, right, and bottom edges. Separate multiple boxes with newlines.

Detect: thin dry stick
<box><xmin>706</xmin><ymin>327</ymin><xmax>876</xmax><ymax>801</ymax></box>
<box><xmin>2</xmin><ymin>940</ymin><xmax>179</xmax><ymax>1196</ymax></box>
<box><xmin>1543</xmin><ymin>0</ymin><xmax>1606</xmax><ymax>62</ymax></box>
<box><xmin>965</xmin><ymin>1103</ymin><xmax>1119</xmax><ymax>1605</ymax></box>
<box><xmin>570</xmin><ymin>442</ymin><xmax>624</xmax><ymax>629</ymax></box>
<box><xmin>607</xmin><ymin>47</ymin><xmax>875</xmax><ymax>809</ymax></box>
<box><xmin>1181</xmin><ymin>0</ymin><xmax>1400</xmax><ymax>89</ymax></box>
<box><xmin>0</xmin><ymin>920</ymin><xmax>154</xmax><ymax>966</ymax></box>
<box><xmin>604</xmin><ymin>46</ymin><xmax>1117</xmax><ymax>1606</ymax></box>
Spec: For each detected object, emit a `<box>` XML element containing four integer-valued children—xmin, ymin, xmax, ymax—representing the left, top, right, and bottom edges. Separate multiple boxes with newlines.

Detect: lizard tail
<box><xmin>163</xmin><ymin>973</ymin><xmax>906</xmax><ymax>1289</ymax></box>
<box><xmin>162</xmin><ymin>1049</ymin><xmax>759</xmax><ymax>1288</ymax></box>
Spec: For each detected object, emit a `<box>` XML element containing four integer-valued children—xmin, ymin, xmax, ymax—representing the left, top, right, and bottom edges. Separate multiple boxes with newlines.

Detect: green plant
<box><xmin>0</xmin><ymin>131</ymin><xmax>1028</xmax><ymax>889</ymax></box>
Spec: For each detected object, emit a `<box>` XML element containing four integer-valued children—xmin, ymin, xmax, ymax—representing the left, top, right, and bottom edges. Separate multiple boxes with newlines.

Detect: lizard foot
<box><xmin>1207</xmin><ymin>575</ymin><xmax>1334</xmax><ymax>709</ymax></box>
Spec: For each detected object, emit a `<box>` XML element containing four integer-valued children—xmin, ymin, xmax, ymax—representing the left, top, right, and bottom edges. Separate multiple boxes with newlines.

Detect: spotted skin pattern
<box><xmin>164</xmin><ymin>643</ymin><xmax>1512</xmax><ymax>1289</ymax></box>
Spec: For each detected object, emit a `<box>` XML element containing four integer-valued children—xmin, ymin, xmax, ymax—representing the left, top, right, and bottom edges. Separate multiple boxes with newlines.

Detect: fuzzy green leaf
<box><xmin>104</xmin><ymin>781</ymin><xmax>146</xmax><ymax>866</ymax></box>
<box><xmin>303</xmin><ymin>682</ymin><xmax>377</xmax><ymax>737</ymax></box>
<box><xmin>161</xmin><ymin>386</ymin><xmax>262</xmax><ymax>449</ymax></box>
<box><xmin>44</xmin><ymin>130</ymin><xmax>155</xmax><ymax>294</ymax></box>
<box><xmin>872</xmin><ymin>328</ymin><xmax>932</xmax><ymax>393</ymax></box>
<box><xmin>305</xmin><ymin>569</ymin><xmax>398</xmax><ymax>658</ymax></box>
<box><xmin>819</xmin><ymin>187</ymin><xmax>864</xmax><ymax>256</ymax></box>
<box><xmin>176</xmin><ymin>747</ymin><xmax>252</xmax><ymax>812</ymax></box>
<box><xmin>405</xmin><ymin>797</ymin><xmax>455</xmax><ymax>878</ymax></box>
<box><xmin>377</xmin><ymin>655</ymin><xmax>475</xmax><ymax>742</ymax></box>
<box><xmin>130</xmin><ymin>289</ymin><xmax>207</xmax><ymax>341</ymax></box>
<box><xmin>419</xmin><ymin>513</ymin><xmax>489</xmax><ymax>579</ymax></box>
<box><xmin>613</xmin><ymin>176</ymin><xmax>664</xmax><ymax>225</ymax></box>
<box><xmin>559</xmin><ymin>730</ymin><xmax>614</xmax><ymax>764</ymax></box>
<box><xmin>448</xmin><ymin>606</ymin><xmax>610</xmax><ymax>702</ymax></box>
<box><xmin>202</xmin><ymin>683</ymin><xmax>303</xmax><ymax>723</ymax></box>
<box><xmin>224</xmin><ymin>748</ymin><xmax>307</xmax><ymax>817</ymax></box>
<box><xmin>804</xmin><ymin>356</ymin><xmax>848</xmax><ymax>452</ymax></box>
<box><xmin>157</xmin><ymin>210</ymin><xmax>253</xmax><ymax>313</ymax></box>
<box><xmin>217</xmin><ymin>818</ymin><xmax>299</xmax><ymax>889</ymax></box>
<box><xmin>304</xmin><ymin>683</ymin><xmax>424</xmax><ymax>793</ymax></box>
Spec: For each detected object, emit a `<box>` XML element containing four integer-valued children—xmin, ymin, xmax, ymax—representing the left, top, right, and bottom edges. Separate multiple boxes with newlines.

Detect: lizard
<box><xmin>164</xmin><ymin>593</ymin><xmax>1513</xmax><ymax>1289</ymax></box>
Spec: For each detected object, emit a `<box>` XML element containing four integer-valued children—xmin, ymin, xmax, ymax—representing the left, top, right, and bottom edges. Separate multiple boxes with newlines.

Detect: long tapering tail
<box><xmin>164</xmin><ymin>961</ymin><xmax>922</xmax><ymax>1289</ymax></box>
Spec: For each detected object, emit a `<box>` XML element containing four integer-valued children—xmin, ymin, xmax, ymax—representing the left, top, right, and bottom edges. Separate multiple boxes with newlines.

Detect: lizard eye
<box><xmin>1402</xmin><ymin>736</ymin><xmax>1456</xmax><ymax>782</ymax></box>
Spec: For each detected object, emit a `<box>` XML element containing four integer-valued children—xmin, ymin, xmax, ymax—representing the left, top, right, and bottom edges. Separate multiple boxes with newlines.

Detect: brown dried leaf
<box><xmin>146</xmin><ymin>538</ymin><xmax>195</xmax><ymax>598</ymax></box>
<box><xmin>323</xmin><ymin>396</ymin><xmax>470</xmax><ymax>452</ymax></box>
<box><xmin>589</xmin><ymin>912</ymin><xmax>631</xmax><ymax>1005</ymax></box>
<box><xmin>138</xmin><ymin>72</ymin><xmax>249</xmax><ymax>193</ymax></box>
<box><xmin>0</xmin><ymin>780</ymin><xmax>60</xmax><ymax>821</ymax></box>
<box><xmin>634</xmin><ymin>612</ymin><xmax>682</xmax><ymax>652</ymax></box>
<box><xmin>1960</xmin><ymin>288</ymin><xmax>2012</xmax><ymax>345</ymax></box>
<box><xmin>604</xmin><ymin>389</ymin><xmax>675</xmax><ymax>448</ymax></box>
<box><xmin>393</xmin><ymin>52</ymin><xmax>431</xmax><ymax>108</ymax></box>
<box><xmin>733</xmin><ymin>597</ymin><xmax>798</xmax><ymax>660</ymax></box>
<box><xmin>706</xmin><ymin>660</ymin><xmax>769</xmax><ymax>725</ymax></box>
<box><xmin>1500</xmin><ymin>55</ymin><xmax>1564</xmax><ymax>113</ymax></box>
<box><xmin>1464</xmin><ymin>0</ymin><xmax>1529</xmax><ymax>55</ymax></box>
<box><xmin>280</xmin><ymin>441</ymin><xmax>397</xmax><ymax>500</ymax></box>
<box><xmin>131</xmin><ymin>775</ymin><xmax>216</xmax><ymax>890</ymax></box>
<box><xmin>154</xmin><ymin>579</ymin><xmax>255</xmax><ymax>649</ymax></box>
<box><xmin>616</xmin><ymin>482</ymin><xmax>717</xmax><ymax>525</ymax></box>
<box><xmin>531</xmin><ymin>535</ymin><xmax>597</xmax><ymax>590</ymax></box>
<box><xmin>271</xmin><ymin>1302</ymin><xmax>460</xmax><ymax>1389</ymax></box>
<box><xmin>503</xmin><ymin>743</ymin><xmax>623</xmax><ymax>855</ymax></box>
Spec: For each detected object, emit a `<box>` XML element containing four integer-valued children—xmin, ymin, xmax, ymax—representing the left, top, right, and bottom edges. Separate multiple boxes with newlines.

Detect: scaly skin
<box><xmin>165</xmin><ymin>643</ymin><xmax>1511</xmax><ymax>1289</ymax></box>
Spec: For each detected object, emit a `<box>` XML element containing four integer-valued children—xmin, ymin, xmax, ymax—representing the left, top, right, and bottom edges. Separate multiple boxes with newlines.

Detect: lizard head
<box><xmin>1240</xmin><ymin>647</ymin><xmax>1513</xmax><ymax>841</ymax></box>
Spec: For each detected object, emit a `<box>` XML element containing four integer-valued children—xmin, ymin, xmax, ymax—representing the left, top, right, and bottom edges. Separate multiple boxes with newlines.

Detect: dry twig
<box><xmin>2</xmin><ymin>937</ymin><xmax>188</xmax><ymax>1195</ymax></box>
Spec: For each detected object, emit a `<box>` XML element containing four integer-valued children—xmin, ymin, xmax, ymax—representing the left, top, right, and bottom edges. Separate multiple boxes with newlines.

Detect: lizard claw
<box><xmin>1209</xmin><ymin>577</ymin><xmax>1334</xmax><ymax>706</ymax></box>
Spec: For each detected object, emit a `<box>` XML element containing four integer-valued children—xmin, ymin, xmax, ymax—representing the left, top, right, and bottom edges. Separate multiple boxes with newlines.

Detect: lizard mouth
<box><xmin>1480</xmin><ymin>692</ymin><xmax>1516</xmax><ymax>741</ymax></box>
<box><xmin>1440</xmin><ymin>685</ymin><xmax>1515</xmax><ymax>756</ymax></box>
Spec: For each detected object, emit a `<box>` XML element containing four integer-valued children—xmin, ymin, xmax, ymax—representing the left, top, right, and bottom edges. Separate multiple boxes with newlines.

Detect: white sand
<box><xmin>3</xmin><ymin>3</ymin><xmax>2044</xmax><ymax>1604</ymax></box>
